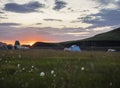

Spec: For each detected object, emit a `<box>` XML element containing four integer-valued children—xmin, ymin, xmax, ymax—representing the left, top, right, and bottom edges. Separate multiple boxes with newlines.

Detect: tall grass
<box><xmin>0</xmin><ymin>49</ymin><xmax>120</xmax><ymax>88</ymax></box>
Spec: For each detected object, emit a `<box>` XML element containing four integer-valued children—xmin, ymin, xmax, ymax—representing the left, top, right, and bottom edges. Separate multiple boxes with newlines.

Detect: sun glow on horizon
<box><xmin>21</xmin><ymin>41</ymin><xmax>37</xmax><ymax>46</ymax></box>
<box><xmin>2</xmin><ymin>41</ymin><xmax>35</xmax><ymax>46</ymax></box>
<box><xmin>2</xmin><ymin>40</ymin><xmax>60</xmax><ymax>46</ymax></box>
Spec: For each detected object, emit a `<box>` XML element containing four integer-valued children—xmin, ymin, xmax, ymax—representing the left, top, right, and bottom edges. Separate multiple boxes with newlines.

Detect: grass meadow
<box><xmin>0</xmin><ymin>49</ymin><xmax>120</xmax><ymax>88</ymax></box>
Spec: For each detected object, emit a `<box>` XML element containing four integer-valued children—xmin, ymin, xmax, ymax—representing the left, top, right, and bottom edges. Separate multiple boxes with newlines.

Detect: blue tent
<box><xmin>70</xmin><ymin>45</ymin><xmax>81</xmax><ymax>52</ymax></box>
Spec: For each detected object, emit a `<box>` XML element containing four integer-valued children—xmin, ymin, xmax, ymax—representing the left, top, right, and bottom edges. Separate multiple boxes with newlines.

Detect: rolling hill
<box><xmin>32</xmin><ymin>27</ymin><xmax>120</xmax><ymax>49</ymax></box>
<box><xmin>32</xmin><ymin>42</ymin><xmax>63</xmax><ymax>49</ymax></box>
<box><xmin>83</xmin><ymin>27</ymin><xmax>120</xmax><ymax>41</ymax></box>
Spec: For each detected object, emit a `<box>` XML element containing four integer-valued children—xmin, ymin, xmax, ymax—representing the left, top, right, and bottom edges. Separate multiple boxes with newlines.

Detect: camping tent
<box><xmin>70</xmin><ymin>45</ymin><xmax>81</xmax><ymax>52</ymax></box>
<box><xmin>64</xmin><ymin>45</ymin><xmax>81</xmax><ymax>52</ymax></box>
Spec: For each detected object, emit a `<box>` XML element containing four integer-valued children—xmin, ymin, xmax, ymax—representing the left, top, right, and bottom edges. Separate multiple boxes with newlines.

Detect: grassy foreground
<box><xmin>0</xmin><ymin>49</ymin><xmax>120</xmax><ymax>88</ymax></box>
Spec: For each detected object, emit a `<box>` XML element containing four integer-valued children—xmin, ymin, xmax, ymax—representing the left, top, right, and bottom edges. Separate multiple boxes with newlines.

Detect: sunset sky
<box><xmin>0</xmin><ymin>0</ymin><xmax>120</xmax><ymax>45</ymax></box>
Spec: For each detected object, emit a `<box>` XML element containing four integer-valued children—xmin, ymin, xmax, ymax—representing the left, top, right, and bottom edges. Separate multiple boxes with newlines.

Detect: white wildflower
<box><xmin>22</xmin><ymin>67</ymin><xmax>25</xmax><ymax>70</ymax></box>
<box><xmin>81</xmin><ymin>67</ymin><xmax>85</xmax><ymax>71</ymax></box>
<box><xmin>53</xmin><ymin>74</ymin><xmax>56</xmax><ymax>77</ymax></box>
<box><xmin>110</xmin><ymin>82</ymin><xmax>112</xmax><ymax>86</ymax></box>
<box><xmin>31</xmin><ymin>65</ymin><xmax>34</xmax><ymax>68</ymax></box>
<box><xmin>40</xmin><ymin>72</ymin><xmax>45</xmax><ymax>77</ymax></box>
<box><xmin>30</xmin><ymin>69</ymin><xmax>33</xmax><ymax>72</ymax></box>
<box><xmin>51</xmin><ymin>70</ymin><xmax>55</xmax><ymax>74</ymax></box>
<box><xmin>17</xmin><ymin>64</ymin><xmax>20</xmax><ymax>68</ymax></box>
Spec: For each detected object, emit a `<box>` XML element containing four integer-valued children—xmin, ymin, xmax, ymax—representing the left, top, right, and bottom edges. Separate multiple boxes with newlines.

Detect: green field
<box><xmin>0</xmin><ymin>49</ymin><xmax>120</xmax><ymax>88</ymax></box>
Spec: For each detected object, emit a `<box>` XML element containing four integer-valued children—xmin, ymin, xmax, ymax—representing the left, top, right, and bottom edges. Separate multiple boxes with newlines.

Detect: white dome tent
<box><xmin>64</xmin><ymin>45</ymin><xmax>81</xmax><ymax>52</ymax></box>
<box><xmin>70</xmin><ymin>45</ymin><xmax>81</xmax><ymax>52</ymax></box>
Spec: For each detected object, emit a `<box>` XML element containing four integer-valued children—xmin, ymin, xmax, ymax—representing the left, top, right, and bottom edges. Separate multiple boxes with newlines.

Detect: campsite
<box><xmin>0</xmin><ymin>49</ymin><xmax>120</xmax><ymax>88</ymax></box>
<box><xmin>0</xmin><ymin>0</ymin><xmax>120</xmax><ymax>87</ymax></box>
<box><xmin>0</xmin><ymin>27</ymin><xmax>120</xmax><ymax>88</ymax></box>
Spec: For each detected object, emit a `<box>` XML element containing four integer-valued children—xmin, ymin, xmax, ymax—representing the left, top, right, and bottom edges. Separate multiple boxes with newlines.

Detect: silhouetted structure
<box><xmin>0</xmin><ymin>42</ymin><xmax>8</xmax><ymax>50</ymax></box>
<box><xmin>7</xmin><ymin>44</ymin><xmax>14</xmax><ymax>50</ymax></box>
<box><xmin>14</xmin><ymin>40</ymin><xmax>20</xmax><ymax>49</ymax></box>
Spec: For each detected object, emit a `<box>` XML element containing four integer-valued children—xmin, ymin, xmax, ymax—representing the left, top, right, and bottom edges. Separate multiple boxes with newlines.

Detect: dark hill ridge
<box><xmin>32</xmin><ymin>27</ymin><xmax>120</xmax><ymax>49</ymax></box>
<box><xmin>32</xmin><ymin>42</ymin><xmax>63</xmax><ymax>49</ymax></box>
<box><xmin>83</xmin><ymin>27</ymin><xmax>120</xmax><ymax>41</ymax></box>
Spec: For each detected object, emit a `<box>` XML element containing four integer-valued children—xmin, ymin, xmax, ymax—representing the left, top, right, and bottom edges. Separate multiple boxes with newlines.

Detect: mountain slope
<box><xmin>32</xmin><ymin>42</ymin><xmax>63</xmax><ymax>49</ymax></box>
<box><xmin>32</xmin><ymin>27</ymin><xmax>120</xmax><ymax>48</ymax></box>
<box><xmin>60</xmin><ymin>27</ymin><xmax>120</xmax><ymax>47</ymax></box>
<box><xmin>83</xmin><ymin>27</ymin><xmax>120</xmax><ymax>41</ymax></box>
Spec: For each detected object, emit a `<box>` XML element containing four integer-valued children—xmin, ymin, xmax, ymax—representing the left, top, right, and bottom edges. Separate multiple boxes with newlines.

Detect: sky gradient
<box><xmin>0</xmin><ymin>0</ymin><xmax>120</xmax><ymax>45</ymax></box>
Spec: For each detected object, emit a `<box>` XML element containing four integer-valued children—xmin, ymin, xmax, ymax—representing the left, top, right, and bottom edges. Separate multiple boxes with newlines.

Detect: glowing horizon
<box><xmin>2</xmin><ymin>40</ymin><xmax>61</xmax><ymax>46</ymax></box>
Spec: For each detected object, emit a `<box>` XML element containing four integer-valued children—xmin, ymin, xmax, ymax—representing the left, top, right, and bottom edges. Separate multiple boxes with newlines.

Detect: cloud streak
<box><xmin>0</xmin><ymin>11</ymin><xmax>4</xmax><ymax>14</ymax></box>
<box><xmin>3</xmin><ymin>1</ymin><xmax>45</xmax><ymax>13</ymax></box>
<box><xmin>0</xmin><ymin>17</ymin><xmax>8</xmax><ymax>19</ymax></box>
<box><xmin>0</xmin><ymin>23</ymin><xmax>21</xmax><ymax>26</ymax></box>
<box><xmin>35</xmin><ymin>23</ymin><xmax>42</xmax><ymax>25</ymax></box>
<box><xmin>44</xmin><ymin>18</ymin><xmax>62</xmax><ymax>22</ymax></box>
